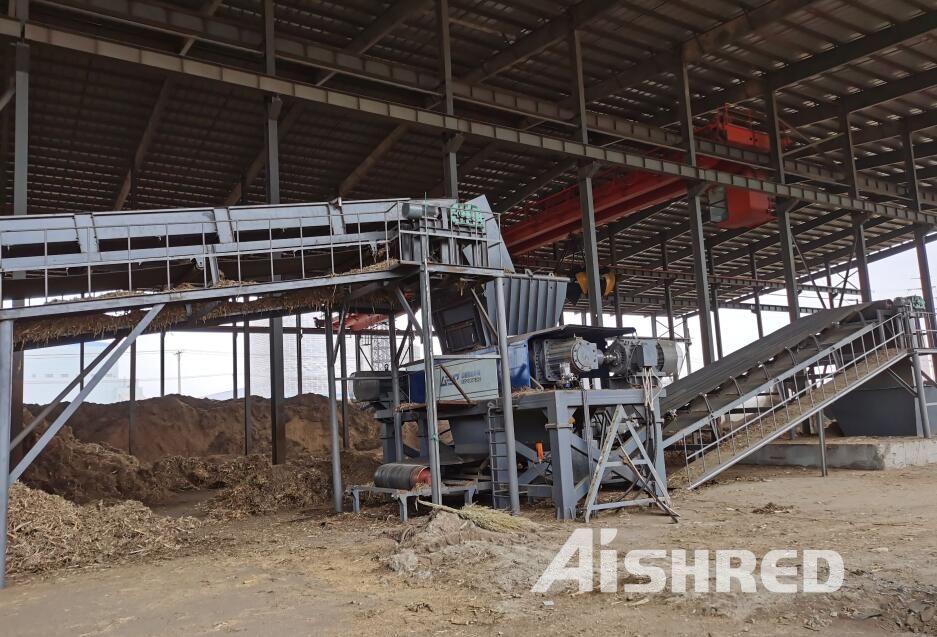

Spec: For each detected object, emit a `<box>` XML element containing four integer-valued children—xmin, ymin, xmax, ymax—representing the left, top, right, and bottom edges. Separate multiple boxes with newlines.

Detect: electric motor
<box><xmin>536</xmin><ymin>337</ymin><xmax>601</xmax><ymax>384</ymax></box>
<box><xmin>606</xmin><ymin>337</ymin><xmax>682</xmax><ymax>378</ymax></box>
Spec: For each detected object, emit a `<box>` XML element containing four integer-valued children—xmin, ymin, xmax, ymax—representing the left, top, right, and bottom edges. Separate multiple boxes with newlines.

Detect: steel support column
<box><xmin>676</xmin><ymin>52</ymin><xmax>697</xmax><ymax>166</ymax></box>
<box><xmin>660</xmin><ymin>233</ymin><xmax>674</xmax><ymax>338</ymax></box>
<box><xmin>688</xmin><ymin>192</ymin><xmax>715</xmax><ymax>365</ymax></box>
<box><xmin>339</xmin><ymin>331</ymin><xmax>349</xmax><ymax>448</ymax></box>
<box><xmin>915</xmin><ymin>226</ymin><xmax>936</xmax><ymax>316</ymax></box>
<box><xmin>159</xmin><ymin>331</ymin><xmax>165</xmax><ymax>396</ymax></box>
<box><xmin>611</xmin><ymin>238</ymin><xmax>623</xmax><ymax>329</ymax></box>
<box><xmin>419</xmin><ymin>265</ymin><xmax>443</xmax><ymax>503</ymax></box>
<box><xmin>764</xmin><ymin>84</ymin><xmax>786</xmax><ymax>183</ymax></box>
<box><xmin>915</xmin><ymin>226</ymin><xmax>936</xmax><ymax>369</ymax></box>
<box><xmin>913</xmin><ymin>348</ymin><xmax>932</xmax><ymax>439</ymax></box>
<box><xmin>269</xmin><ymin>316</ymin><xmax>286</xmax><ymax>464</ymax></box>
<box><xmin>232</xmin><ymin>328</ymin><xmax>238</xmax><ymax>399</ymax></box>
<box><xmin>128</xmin><ymin>341</ymin><xmax>136</xmax><ymax>455</ymax></box>
<box><xmin>818</xmin><ymin>411</ymin><xmax>828</xmax><ymax>476</ymax></box>
<box><xmin>776</xmin><ymin>200</ymin><xmax>800</xmax><ymax>322</ymax></box>
<box><xmin>295</xmin><ymin>313</ymin><xmax>302</xmax><ymax>395</ymax></box>
<box><xmin>749</xmin><ymin>248</ymin><xmax>765</xmax><ymax>338</ymax></box>
<box><xmin>263</xmin><ymin>0</ymin><xmax>286</xmax><ymax>465</ymax></box>
<box><xmin>243</xmin><ymin>319</ymin><xmax>252</xmax><ymax>455</ymax></box>
<box><xmin>682</xmin><ymin>316</ymin><xmax>692</xmax><ymax>375</ymax></box>
<box><xmin>678</xmin><ymin>53</ymin><xmax>714</xmax><ymax>364</ymax></box>
<box><xmin>324</xmin><ymin>308</ymin><xmax>343</xmax><ymax>511</ymax></box>
<box><xmin>388</xmin><ymin>315</ymin><xmax>403</xmax><ymax>462</ymax></box>
<box><xmin>709</xmin><ymin>253</ymin><xmax>723</xmax><ymax>360</ymax></box>
<box><xmin>494</xmin><ymin>276</ymin><xmax>521</xmax><ymax>514</ymax></box>
<box><xmin>840</xmin><ymin>108</ymin><xmax>859</xmax><ymax>199</ymax></box>
<box><xmin>903</xmin><ymin>122</ymin><xmax>922</xmax><ymax>214</ymax></box>
<box><xmin>437</xmin><ymin>0</ymin><xmax>458</xmax><ymax>198</ymax></box>
<box><xmin>354</xmin><ymin>333</ymin><xmax>362</xmax><ymax>372</ymax></box>
<box><xmin>0</xmin><ymin>320</ymin><xmax>13</xmax><ymax>589</ymax></box>
<box><xmin>79</xmin><ymin>341</ymin><xmax>85</xmax><ymax>390</ymax></box>
<box><xmin>570</xmin><ymin>28</ymin><xmax>602</xmax><ymax>326</ymax></box>
<box><xmin>0</xmin><ymin>74</ymin><xmax>8</xmax><ymax>216</ymax></box>
<box><xmin>911</xmin><ymin>307</ymin><xmax>932</xmax><ymax>439</ymax></box>
<box><xmin>10</xmin><ymin>38</ymin><xmax>28</xmax><ymax>468</ymax></box>
<box><xmin>852</xmin><ymin>213</ymin><xmax>872</xmax><ymax>303</ymax></box>
<box><xmin>12</xmin><ymin>42</ymin><xmax>28</xmax><ymax>216</ymax></box>
<box><xmin>578</xmin><ymin>166</ymin><xmax>603</xmax><ymax>325</ymax></box>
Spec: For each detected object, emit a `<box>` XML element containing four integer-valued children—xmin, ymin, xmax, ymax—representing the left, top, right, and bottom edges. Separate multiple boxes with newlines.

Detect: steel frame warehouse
<box><xmin>2</xmin><ymin>0</ymin><xmax>937</xmax><ymax>584</ymax></box>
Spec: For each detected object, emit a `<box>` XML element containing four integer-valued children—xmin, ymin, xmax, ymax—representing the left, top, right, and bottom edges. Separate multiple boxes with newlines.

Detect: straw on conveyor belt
<box><xmin>15</xmin><ymin>260</ymin><xmax>401</xmax><ymax>346</ymax></box>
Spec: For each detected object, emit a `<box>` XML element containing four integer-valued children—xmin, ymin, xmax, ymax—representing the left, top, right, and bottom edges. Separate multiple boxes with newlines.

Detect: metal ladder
<box><xmin>486</xmin><ymin>405</ymin><xmax>513</xmax><ymax>509</ymax></box>
<box><xmin>666</xmin><ymin>312</ymin><xmax>910</xmax><ymax>489</ymax></box>
<box><xmin>582</xmin><ymin>405</ymin><xmax>677</xmax><ymax>522</ymax></box>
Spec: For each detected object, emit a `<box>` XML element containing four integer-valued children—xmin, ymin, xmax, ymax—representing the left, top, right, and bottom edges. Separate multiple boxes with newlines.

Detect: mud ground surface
<box><xmin>3</xmin><ymin>464</ymin><xmax>937</xmax><ymax>636</ymax></box>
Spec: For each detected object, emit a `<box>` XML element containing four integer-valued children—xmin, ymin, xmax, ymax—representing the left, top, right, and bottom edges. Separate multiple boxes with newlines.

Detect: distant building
<box><xmin>24</xmin><ymin>341</ymin><xmax>127</xmax><ymax>404</ymax></box>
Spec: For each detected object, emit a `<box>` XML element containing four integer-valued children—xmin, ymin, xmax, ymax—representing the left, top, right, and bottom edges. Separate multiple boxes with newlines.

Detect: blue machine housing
<box><xmin>407</xmin><ymin>339</ymin><xmax>531</xmax><ymax>403</ymax></box>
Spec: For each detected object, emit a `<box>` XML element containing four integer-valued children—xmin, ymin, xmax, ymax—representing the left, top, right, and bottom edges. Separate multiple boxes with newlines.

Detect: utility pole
<box><xmin>175</xmin><ymin>350</ymin><xmax>183</xmax><ymax>394</ymax></box>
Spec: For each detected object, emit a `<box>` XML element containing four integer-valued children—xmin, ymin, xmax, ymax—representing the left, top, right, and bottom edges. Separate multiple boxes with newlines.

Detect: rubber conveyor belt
<box><xmin>660</xmin><ymin>301</ymin><xmax>897</xmax><ymax>441</ymax></box>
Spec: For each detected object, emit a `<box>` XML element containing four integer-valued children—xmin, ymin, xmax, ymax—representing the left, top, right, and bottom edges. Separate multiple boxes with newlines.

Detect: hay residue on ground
<box><xmin>196</xmin><ymin>452</ymin><xmax>380</xmax><ymax>520</ymax></box>
<box><xmin>8</xmin><ymin>392</ymin><xmax>385</xmax><ymax>578</ymax></box>
<box><xmin>383</xmin><ymin>509</ymin><xmax>552</xmax><ymax>593</ymax></box>
<box><xmin>7</xmin><ymin>483</ymin><xmax>202</xmax><ymax>577</ymax></box>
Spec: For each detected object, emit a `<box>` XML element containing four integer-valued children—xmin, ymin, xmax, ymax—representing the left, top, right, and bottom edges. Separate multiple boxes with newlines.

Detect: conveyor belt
<box><xmin>662</xmin><ymin>301</ymin><xmax>894</xmax><ymax>415</ymax></box>
<box><xmin>660</xmin><ymin>300</ymin><xmax>910</xmax><ymax>488</ymax></box>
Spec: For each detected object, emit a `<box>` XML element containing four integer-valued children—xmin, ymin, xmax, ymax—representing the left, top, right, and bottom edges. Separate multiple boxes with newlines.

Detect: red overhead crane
<box><xmin>337</xmin><ymin>108</ymin><xmax>782</xmax><ymax>331</ymax></box>
<box><xmin>504</xmin><ymin>106</ymin><xmax>783</xmax><ymax>255</ymax></box>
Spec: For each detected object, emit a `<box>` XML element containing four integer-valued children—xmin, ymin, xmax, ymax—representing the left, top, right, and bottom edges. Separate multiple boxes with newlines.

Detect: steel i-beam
<box><xmin>852</xmin><ymin>213</ymin><xmax>872</xmax><ymax>303</ymax></box>
<box><xmin>419</xmin><ymin>265</ymin><xmax>443</xmax><ymax>503</ymax></box>
<box><xmin>324</xmin><ymin>307</ymin><xmax>343</xmax><ymax>512</ymax></box>
<box><xmin>494</xmin><ymin>276</ymin><xmax>521</xmax><ymax>514</ymax></box>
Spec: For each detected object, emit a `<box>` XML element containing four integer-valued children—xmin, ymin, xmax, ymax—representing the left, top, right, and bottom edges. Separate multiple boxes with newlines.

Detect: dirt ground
<box><xmin>3</xmin><ymin>463</ymin><xmax>937</xmax><ymax>636</ymax></box>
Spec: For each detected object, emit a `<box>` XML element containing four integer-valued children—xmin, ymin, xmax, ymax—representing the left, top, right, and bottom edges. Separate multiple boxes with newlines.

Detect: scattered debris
<box><xmin>199</xmin><ymin>458</ymin><xmax>329</xmax><ymax>520</ymax></box>
<box><xmin>6</xmin><ymin>484</ymin><xmax>202</xmax><ymax>577</ymax></box>
<box><xmin>383</xmin><ymin>510</ymin><xmax>554</xmax><ymax>593</ymax></box>
<box><xmin>415</xmin><ymin>501</ymin><xmax>540</xmax><ymax>534</ymax></box>
<box><xmin>149</xmin><ymin>454</ymin><xmax>270</xmax><ymax>492</ymax></box>
<box><xmin>199</xmin><ymin>452</ymin><xmax>380</xmax><ymax>520</ymax></box>
<box><xmin>405</xmin><ymin>602</ymin><xmax>433</xmax><ymax>613</ymax></box>
<box><xmin>752</xmin><ymin>502</ymin><xmax>794</xmax><ymax>514</ymax></box>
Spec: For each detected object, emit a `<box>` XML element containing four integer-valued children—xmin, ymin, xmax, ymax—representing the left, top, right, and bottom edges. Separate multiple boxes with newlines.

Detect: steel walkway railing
<box><xmin>665</xmin><ymin>311</ymin><xmax>913</xmax><ymax>489</ymax></box>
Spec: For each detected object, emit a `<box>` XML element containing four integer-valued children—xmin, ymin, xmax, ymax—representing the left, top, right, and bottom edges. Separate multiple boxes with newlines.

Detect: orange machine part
<box><xmin>719</xmin><ymin>187</ymin><xmax>773</xmax><ymax>229</ymax></box>
<box><xmin>723</xmin><ymin>123</ymin><xmax>772</xmax><ymax>152</ymax></box>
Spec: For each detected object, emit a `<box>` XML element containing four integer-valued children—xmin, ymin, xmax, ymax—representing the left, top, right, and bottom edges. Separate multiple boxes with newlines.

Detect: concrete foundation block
<box><xmin>743</xmin><ymin>436</ymin><xmax>937</xmax><ymax>471</ymax></box>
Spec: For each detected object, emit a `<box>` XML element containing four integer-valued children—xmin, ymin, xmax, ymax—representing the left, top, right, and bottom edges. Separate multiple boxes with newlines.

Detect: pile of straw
<box><xmin>6</xmin><ymin>484</ymin><xmax>202</xmax><ymax>576</ymax></box>
<box><xmin>416</xmin><ymin>501</ymin><xmax>539</xmax><ymax>534</ymax></box>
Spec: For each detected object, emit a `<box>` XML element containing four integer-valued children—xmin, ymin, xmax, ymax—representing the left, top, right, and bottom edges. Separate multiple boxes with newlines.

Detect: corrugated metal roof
<box><xmin>0</xmin><ymin>0</ymin><xmax>935</xmax><ymax>315</ymax></box>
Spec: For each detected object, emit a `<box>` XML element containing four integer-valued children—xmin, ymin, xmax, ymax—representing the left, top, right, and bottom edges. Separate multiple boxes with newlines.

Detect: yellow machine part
<box><xmin>575</xmin><ymin>271</ymin><xmax>616</xmax><ymax>297</ymax></box>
